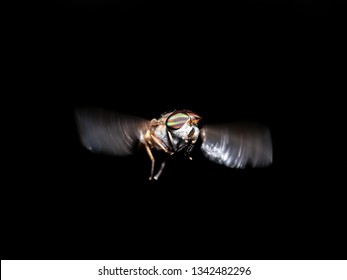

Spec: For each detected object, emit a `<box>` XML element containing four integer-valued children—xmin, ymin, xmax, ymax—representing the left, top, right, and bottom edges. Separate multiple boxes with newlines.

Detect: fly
<box><xmin>75</xmin><ymin>108</ymin><xmax>273</xmax><ymax>180</ymax></box>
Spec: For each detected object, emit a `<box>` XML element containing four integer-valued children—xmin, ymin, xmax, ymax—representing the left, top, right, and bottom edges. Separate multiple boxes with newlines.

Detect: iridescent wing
<box><xmin>200</xmin><ymin>123</ymin><xmax>273</xmax><ymax>168</ymax></box>
<box><xmin>75</xmin><ymin>108</ymin><xmax>149</xmax><ymax>156</ymax></box>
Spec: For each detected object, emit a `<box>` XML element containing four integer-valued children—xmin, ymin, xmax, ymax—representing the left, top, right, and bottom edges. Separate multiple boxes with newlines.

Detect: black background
<box><xmin>3</xmin><ymin>0</ymin><xmax>345</xmax><ymax>260</ymax></box>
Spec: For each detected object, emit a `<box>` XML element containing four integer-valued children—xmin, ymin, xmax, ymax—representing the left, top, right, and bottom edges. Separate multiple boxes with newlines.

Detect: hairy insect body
<box><xmin>141</xmin><ymin>111</ymin><xmax>202</xmax><ymax>179</ymax></box>
<box><xmin>144</xmin><ymin>111</ymin><xmax>200</xmax><ymax>152</ymax></box>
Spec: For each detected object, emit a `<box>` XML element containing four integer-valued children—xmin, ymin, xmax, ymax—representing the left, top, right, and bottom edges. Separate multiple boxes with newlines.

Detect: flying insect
<box><xmin>75</xmin><ymin>108</ymin><xmax>273</xmax><ymax>180</ymax></box>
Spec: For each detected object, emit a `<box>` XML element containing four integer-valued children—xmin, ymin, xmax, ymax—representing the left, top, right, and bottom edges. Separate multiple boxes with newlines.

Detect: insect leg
<box><xmin>144</xmin><ymin>143</ymin><xmax>155</xmax><ymax>180</ymax></box>
<box><xmin>150</xmin><ymin>132</ymin><xmax>174</xmax><ymax>155</ymax></box>
<box><xmin>153</xmin><ymin>159</ymin><xmax>167</xmax><ymax>180</ymax></box>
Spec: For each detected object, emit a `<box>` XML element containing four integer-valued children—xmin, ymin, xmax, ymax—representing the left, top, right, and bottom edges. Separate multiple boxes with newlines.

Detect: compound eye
<box><xmin>166</xmin><ymin>112</ymin><xmax>190</xmax><ymax>130</ymax></box>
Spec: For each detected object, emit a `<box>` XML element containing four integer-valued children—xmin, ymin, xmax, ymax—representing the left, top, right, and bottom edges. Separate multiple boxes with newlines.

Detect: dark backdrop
<box><xmin>3</xmin><ymin>0</ymin><xmax>344</xmax><ymax>260</ymax></box>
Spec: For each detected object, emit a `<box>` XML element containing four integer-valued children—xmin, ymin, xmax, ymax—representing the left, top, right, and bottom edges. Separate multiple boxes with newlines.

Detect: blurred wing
<box><xmin>200</xmin><ymin>123</ymin><xmax>273</xmax><ymax>168</ymax></box>
<box><xmin>75</xmin><ymin>108</ymin><xmax>149</xmax><ymax>156</ymax></box>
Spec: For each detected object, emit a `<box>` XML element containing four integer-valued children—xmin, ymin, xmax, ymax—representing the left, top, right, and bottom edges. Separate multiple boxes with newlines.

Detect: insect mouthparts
<box><xmin>188</xmin><ymin>127</ymin><xmax>195</xmax><ymax>137</ymax></box>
